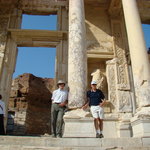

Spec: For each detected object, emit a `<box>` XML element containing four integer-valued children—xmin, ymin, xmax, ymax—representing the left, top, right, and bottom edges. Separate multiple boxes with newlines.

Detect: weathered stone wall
<box><xmin>85</xmin><ymin>5</ymin><xmax>113</xmax><ymax>53</ymax></box>
<box><xmin>7</xmin><ymin>74</ymin><xmax>54</xmax><ymax>135</ymax></box>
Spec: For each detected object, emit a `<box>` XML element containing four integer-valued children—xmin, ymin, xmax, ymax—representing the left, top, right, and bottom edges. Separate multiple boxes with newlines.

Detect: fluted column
<box><xmin>68</xmin><ymin>0</ymin><xmax>87</xmax><ymax>109</ymax></box>
<box><xmin>122</xmin><ymin>0</ymin><xmax>150</xmax><ymax>108</ymax></box>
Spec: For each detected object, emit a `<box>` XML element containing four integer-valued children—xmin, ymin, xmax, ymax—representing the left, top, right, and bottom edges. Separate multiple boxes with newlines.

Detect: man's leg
<box><xmin>99</xmin><ymin>119</ymin><xmax>103</xmax><ymax>132</ymax></box>
<box><xmin>91</xmin><ymin>106</ymin><xmax>100</xmax><ymax>138</ymax></box>
<box><xmin>98</xmin><ymin>107</ymin><xmax>104</xmax><ymax>138</ymax></box>
<box><xmin>94</xmin><ymin>118</ymin><xmax>101</xmax><ymax>138</ymax></box>
<box><xmin>94</xmin><ymin>118</ymin><xmax>99</xmax><ymax>130</ymax></box>
<box><xmin>56</xmin><ymin>106</ymin><xmax>65</xmax><ymax>137</ymax></box>
<box><xmin>0</xmin><ymin>114</ymin><xmax>5</xmax><ymax>135</ymax></box>
<box><xmin>52</xmin><ymin>104</ymin><xmax>58</xmax><ymax>137</ymax></box>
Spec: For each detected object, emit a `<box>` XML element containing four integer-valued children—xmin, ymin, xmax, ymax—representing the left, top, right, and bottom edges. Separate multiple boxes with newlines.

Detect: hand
<box><xmin>82</xmin><ymin>105</ymin><xmax>88</xmax><ymax>110</ymax></box>
<box><xmin>59</xmin><ymin>103</ymin><xmax>65</xmax><ymax>107</ymax></box>
<box><xmin>99</xmin><ymin>103</ymin><xmax>103</xmax><ymax>107</ymax></box>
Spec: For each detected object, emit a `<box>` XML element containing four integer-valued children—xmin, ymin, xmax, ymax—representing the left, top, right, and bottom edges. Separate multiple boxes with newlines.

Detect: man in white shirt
<box><xmin>51</xmin><ymin>80</ymin><xmax>68</xmax><ymax>138</ymax></box>
<box><xmin>0</xmin><ymin>94</ymin><xmax>5</xmax><ymax>135</ymax></box>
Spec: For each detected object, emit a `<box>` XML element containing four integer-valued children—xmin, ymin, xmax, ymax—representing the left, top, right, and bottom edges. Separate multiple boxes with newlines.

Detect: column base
<box><xmin>131</xmin><ymin>107</ymin><xmax>150</xmax><ymax>137</ymax></box>
<box><xmin>63</xmin><ymin>117</ymin><xmax>95</xmax><ymax>137</ymax></box>
<box><xmin>63</xmin><ymin>109</ymin><xmax>94</xmax><ymax>137</ymax></box>
<box><xmin>118</xmin><ymin>120</ymin><xmax>132</xmax><ymax>137</ymax></box>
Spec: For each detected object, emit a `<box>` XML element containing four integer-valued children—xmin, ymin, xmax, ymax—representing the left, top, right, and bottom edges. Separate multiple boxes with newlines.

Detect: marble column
<box><xmin>68</xmin><ymin>0</ymin><xmax>87</xmax><ymax>109</ymax></box>
<box><xmin>122</xmin><ymin>0</ymin><xmax>150</xmax><ymax>137</ymax></box>
<box><xmin>122</xmin><ymin>0</ymin><xmax>150</xmax><ymax>107</ymax></box>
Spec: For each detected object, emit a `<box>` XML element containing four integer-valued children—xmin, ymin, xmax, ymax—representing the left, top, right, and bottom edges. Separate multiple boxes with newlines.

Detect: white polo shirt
<box><xmin>52</xmin><ymin>88</ymin><xmax>68</xmax><ymax>103</ymax></box>
<box><xmin>0</xmin><ymin>100</ymin><xmax>5</xmax><ymax>115</ymax></box>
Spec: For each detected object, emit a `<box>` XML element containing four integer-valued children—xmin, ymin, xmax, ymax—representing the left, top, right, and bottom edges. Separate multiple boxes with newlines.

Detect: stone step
<box><xmin>0</xmin><ymin>145</ymin><xmax>150</xmax><ymax>150</ymax></box>
<box><xmin>0</xmin><ymin>136</ymin><xmax>149</xmax><ymax>150</ymax></box>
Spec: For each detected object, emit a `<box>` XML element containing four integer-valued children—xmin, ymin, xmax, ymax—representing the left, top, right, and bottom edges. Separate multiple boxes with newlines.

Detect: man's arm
<box><xmin>99</xmin><ymin>99</ymin><xmax>106</xmax><ymax>107</ymax></box>
<box><xmin>82</xmin><ymin>98</ymin><xmax>90</xmax><ymax>110</ymax></box>
<box><xmin>51</xmin><ymin>90</ymin><xmax>56</xmax><ymax>102</ymax></box>
<box><xmin>59</xmin><ymin>91</ymin><xmax>68</xmax><ymax>107</ymax></box>
<box><xmin>59</xmin><ymin>100</ymin><xmax>68</xmax><ymax>107</ymax></box>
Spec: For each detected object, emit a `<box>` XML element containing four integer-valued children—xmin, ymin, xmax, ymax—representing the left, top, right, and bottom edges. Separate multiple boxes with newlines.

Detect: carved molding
<box><xmin>19</xmin><ymin>0</ymin><xmax>68</xmax><ymax>10</ymax></box>
<box><xmin>0</xmin><ymin>0</ymin><xmax>68</xmax><ymax>15</ymax></box>
<box><xmin>108</xmin><ymin>0</ymin><xmax>121</xmax><ymax>17</ymax></box>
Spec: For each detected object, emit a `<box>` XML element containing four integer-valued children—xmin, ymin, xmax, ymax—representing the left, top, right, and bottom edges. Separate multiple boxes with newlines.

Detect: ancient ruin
<box><xmin>7</xmin><ymin>73</ymin><xmax>54</xmax><ymax>135</ymax></box>
<box><xmin>0</xmin><ymin>0</ymin><xmax>150</xmax><ymax>142</ymax></box>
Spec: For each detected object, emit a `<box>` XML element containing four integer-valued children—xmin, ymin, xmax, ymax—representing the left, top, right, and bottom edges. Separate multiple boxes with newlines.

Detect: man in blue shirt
<box><xmin>82</xmin><ymin>81</ymin><xmax>106</xmax><ymax>138</ymax></box>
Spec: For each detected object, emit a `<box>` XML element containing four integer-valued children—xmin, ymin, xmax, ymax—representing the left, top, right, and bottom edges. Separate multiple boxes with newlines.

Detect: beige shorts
<box><xmin>90</xmin><ymin>105</ymin><xmax>104</xmax><ymax>119</ymax></box>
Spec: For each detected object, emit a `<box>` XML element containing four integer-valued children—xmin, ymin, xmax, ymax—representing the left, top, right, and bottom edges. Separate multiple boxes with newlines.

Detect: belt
<box><xmin>53</xmin><ymin>102</ymin><xmax>61</xmax><ymax>104</ymax></box>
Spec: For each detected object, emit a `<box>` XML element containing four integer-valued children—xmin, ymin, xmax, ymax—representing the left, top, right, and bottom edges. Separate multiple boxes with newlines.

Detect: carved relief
<box><xmin>0</xmin><ymin>16</ymin><xmax>9</xmax><ymax>69</ymax></box>
<box><xmin>106</xmin><ymin>21</ymin><xmax>133</xmax><ymax>113</ymax></box>
<box><xmin>0</xmin><ymin>17</ymin><xmax>9</xmax><ymax>30</ymax></box>
<box><xmin>0</xmin><ymin>17</ymin><xmax>9</xmax><ymax>54</ymax></box>
<box><xmin>117</xmin><ymin>91</ymin><xmax>132</xmax><ymax>112</ymax></box>
<box><xmin>112</xmin><ymin>21</ymin><xmax>130</xmax><ymax>90</ymax></box>
<box><xmin>0</xmin><ymin>31</ymin><xmax>7</xmax><ymax>48</ymax></box>
<box><xmin>0</xmin><ymin>8</ymin><xmax>12</xmax><ymax>15</ymax></box>
<box><xmin>106</xmin><ymin>61</ymin><xmax>117</xmax><ymax>108</ymax></box>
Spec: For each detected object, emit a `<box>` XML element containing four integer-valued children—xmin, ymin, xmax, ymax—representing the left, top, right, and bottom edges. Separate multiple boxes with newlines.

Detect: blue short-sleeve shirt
<box><xmin>87</xmin><ymin>89</ymin><xmax>105</xmax><ymax>106</ymax></box>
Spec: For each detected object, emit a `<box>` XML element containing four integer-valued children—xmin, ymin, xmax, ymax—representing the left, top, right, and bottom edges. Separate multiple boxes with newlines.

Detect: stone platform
<box><xmin>0</xmin><ymin>136</ymin><xmax>149</xmax><ymax>150</ymax></box>
<box><xmin>63</xmin><ymin>117</ymin><xmax>119</xmax><ymax>138</ymax></box>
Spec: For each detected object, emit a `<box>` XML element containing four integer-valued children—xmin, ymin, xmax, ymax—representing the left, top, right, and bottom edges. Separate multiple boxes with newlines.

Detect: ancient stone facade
<box><xmin>7</xmin><ymin>73</ymin><xmax>54</xmax><ymax>135</ymax></box>
<box><xmin>0</xmin><ymin>0</ymin><xmax>150</xmax><ymax>138</ymax></box>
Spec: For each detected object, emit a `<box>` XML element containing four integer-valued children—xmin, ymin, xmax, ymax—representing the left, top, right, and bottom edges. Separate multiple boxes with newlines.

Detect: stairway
<box><xmin>0</xmin><ymin>136</ymin><xmax>149</xmax><ymax>150</ymax></box>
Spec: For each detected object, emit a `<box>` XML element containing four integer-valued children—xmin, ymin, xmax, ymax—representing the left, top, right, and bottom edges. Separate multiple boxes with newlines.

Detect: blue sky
<box><xmin>13</xmin><ymin>15</ymin><xmax>150</xmax><ymax>79</ymax></box>
<box><xmin>13</xmin><ymin>15</ymin><xmax>57</xmax><ymax>78</ymax></box>
<box><xmin>143</xmin><ymin>24</ymin><xmax>150</xmax><ymax>49</ymax></box>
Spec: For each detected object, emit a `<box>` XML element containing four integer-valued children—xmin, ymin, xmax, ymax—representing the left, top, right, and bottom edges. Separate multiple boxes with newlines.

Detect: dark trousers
<box><xmin>52</xmin><ymin>104</ymin><xmax>65</xmax><ymax>136</ymax></box>
<box><xmin>0</xmin><ymin>114</ymin><xmax>5</xmax><ymax>135</ymax></box>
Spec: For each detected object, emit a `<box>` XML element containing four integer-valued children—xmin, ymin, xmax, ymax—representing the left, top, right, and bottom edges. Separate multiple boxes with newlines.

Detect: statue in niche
<box><xmin>91</xmin><ymin>69</ymin><xmax>106</xmax><ymax>92</ymax></box>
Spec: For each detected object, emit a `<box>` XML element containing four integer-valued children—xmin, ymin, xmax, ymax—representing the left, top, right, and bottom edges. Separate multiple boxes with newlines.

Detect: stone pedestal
<box><xmin>131</xmin><ymin>118</ymin><xmax>150</xmax><ymax>137</ymax></box>
<box><xmin>118</xmin><ymin>120</ymin><xmax>132</xmax><ymax>137</ymax></box>
<box><xmin>63</xmin><ymin>117</ymin><xmax>95</xmax><ymax>137</ymax></box>
<box><xmin>131</xmin><ymin>107</ymin><xmax>150</xmax><ymax>137</ymax></box>
<box><xmin>63</xmin><ymin>112</ymin><xmax>120</xmax><ymax>138</ymax></box>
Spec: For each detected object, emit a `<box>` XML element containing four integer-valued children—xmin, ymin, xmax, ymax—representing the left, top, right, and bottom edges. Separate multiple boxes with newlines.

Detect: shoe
<box><xmin>96</xmin><ymin>133</ymin><xmax>100</xmax><ymax>138</ymax></box>
<box><xmin>52</xmin><ymin>134</ymin><xmax>57</xmax><ymax>138</ymax></box>
<box><xmin>99</xmin><ymin>133</ymin><xmax>104</xmax><ymax>138</ymax></box>
<box><xmin>57</xmin><ymin>134</ymin><xmax>62</xmax><ymax>138</ymax></box>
